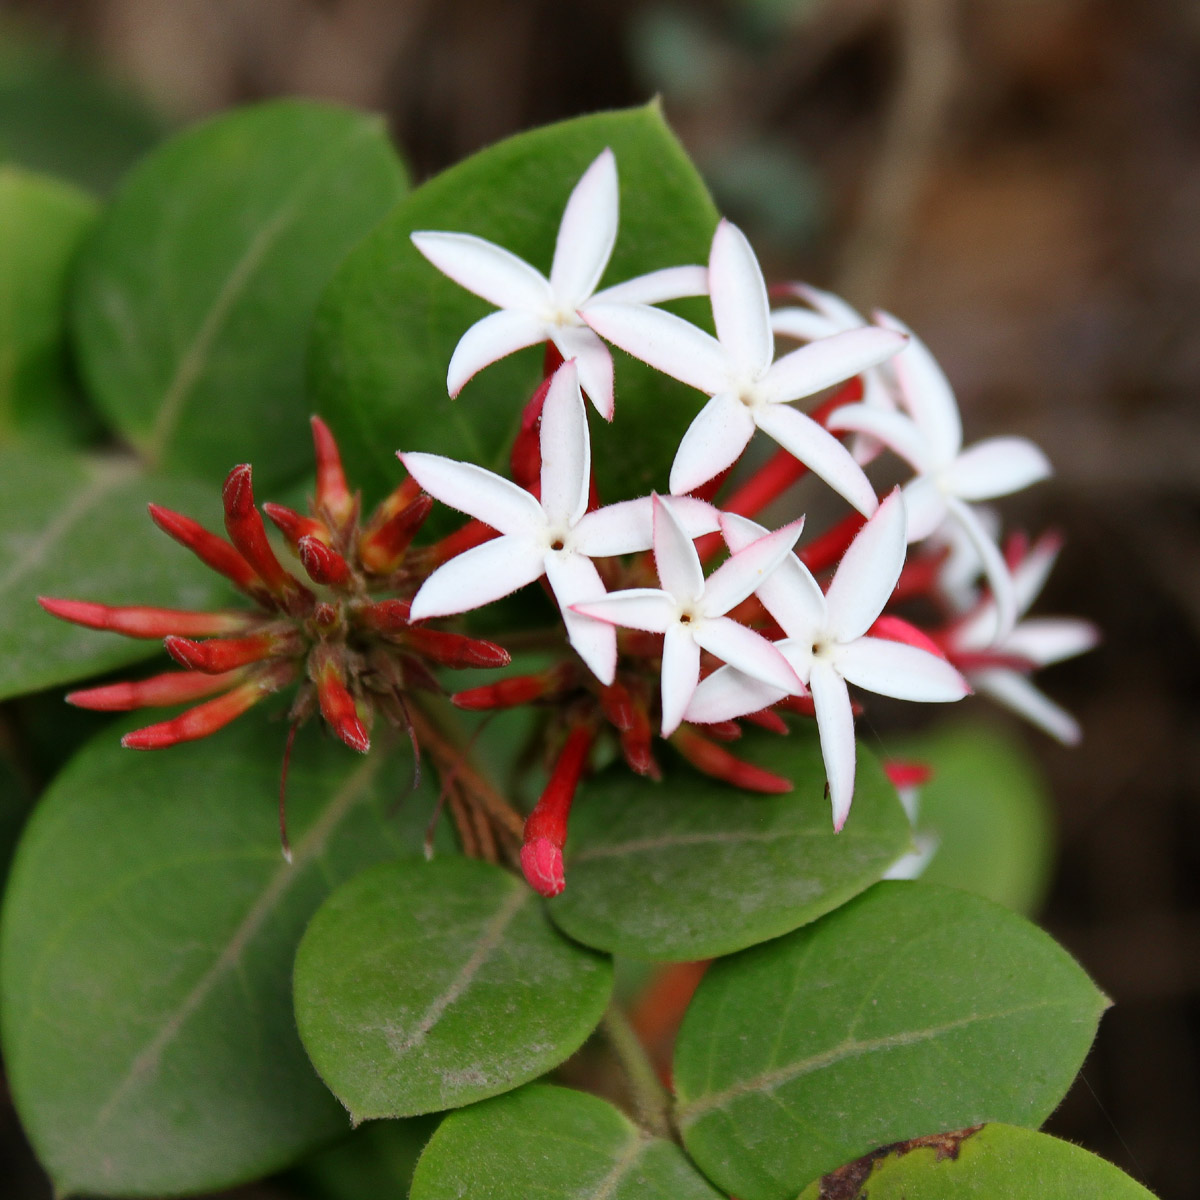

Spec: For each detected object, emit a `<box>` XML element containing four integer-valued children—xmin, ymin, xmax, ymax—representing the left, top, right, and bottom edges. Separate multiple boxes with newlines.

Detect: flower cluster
<box><xmin>42</xmin><ymin>149</ymin><xmax>1096</xmax><ymax>894</ymax></box>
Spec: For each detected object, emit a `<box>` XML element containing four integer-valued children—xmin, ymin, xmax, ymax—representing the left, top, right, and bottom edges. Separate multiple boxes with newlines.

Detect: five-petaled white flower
<box><xmin>572</xmin><ymin>494</ymin><xmax>804</xmax><ymax>737</ymax></box>
<box><xmin>583</xmin><ymin>219</ymin><xmax>906</xmax><ymax>511</ymax></box>
<box><xmin>685</xmin><ymin>490</ymin><xmax>970</xmax><ymax>829</ymax></box>
<box><xmin>399</xmin><ymin>361</ymin><xmax>718</xmax><ymax>685</ymax></box>
<box><xmin>411</xmin><ymin>148</ymin><xmax>707</xmax><ymax>420</ymax></box>
<box><xmin>826</xmin><ymin>316</ymin><xmax>1052</xmax><ymax>638</ymax></box>
<box><xmin>943</xmin><ymin>531</ymin><xmax>1099</xmax><ymax>744</ymax></box>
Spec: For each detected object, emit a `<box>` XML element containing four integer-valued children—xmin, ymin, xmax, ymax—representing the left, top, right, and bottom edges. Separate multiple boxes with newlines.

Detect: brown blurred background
<box><xmin>0</xmin><ymin>1</ymin><xmax>1197</xmax><ymax>1196</ymax></box>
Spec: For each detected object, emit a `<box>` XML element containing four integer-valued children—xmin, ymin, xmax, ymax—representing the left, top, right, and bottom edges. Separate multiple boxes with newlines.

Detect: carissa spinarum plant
<box><xmin>0</xmin><ymin>101</ymin><xmax>1142</xmax><ymax>1200</ymax></box>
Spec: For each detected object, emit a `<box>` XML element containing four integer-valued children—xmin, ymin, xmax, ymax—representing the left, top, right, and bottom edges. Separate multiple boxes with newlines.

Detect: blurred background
<box><xmin>0</xmin><ymin>0</ymin><xmax>1196</xmax><ymax>1196</ymax></box>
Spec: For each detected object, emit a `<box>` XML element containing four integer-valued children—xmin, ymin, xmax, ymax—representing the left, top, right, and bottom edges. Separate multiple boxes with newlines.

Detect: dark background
<box><xmin>0</xmin><ymin>1</ymin><xmax>1197</xmax><ymax>1197</ymax></box>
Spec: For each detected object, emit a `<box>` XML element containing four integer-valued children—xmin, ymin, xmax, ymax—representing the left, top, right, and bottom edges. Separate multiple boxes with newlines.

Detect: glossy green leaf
<box><xmin>294</xmin><ymin>858</ymin><xmax>613</xmax><ymax>1121</ymax></box>
<box><xmin>72</xmin><ymin>99</ymin><xmax>407</xmax><ymax>487</ymax></box>
<box><xmin>548</xmin><ymin>728</ymin><xmax>911</xmax><ymax>960</ymax></box>
<box><xmin>673</xmin><ymin>882</ymin><xmax>1109</xmax><ymax>1200</ymax></box>
<box><xmin>0</xmin><ymin>443</ymin><xmax>239</xmax><ymax>701</ymax></box>
<box><xmin>0</xmin><ymin>721</ymin><xmax>438</xmax><ymax>1197</ymax></box>
<box><xmin>796</xmin><ymin>1122</ymin><xmax>1155</xmax><ymax>1200</ymax></box>
<box><xmin>890</xmin><ymin>720</ymin><xmax>1054</xmax><ymax>913</ymax></box>
<box><xmin>0</xmin><ymin>166</ymin><xmax>98</xmax><ymax>443</ymax></box>
<box><xmin>410</xmin><ymin>1084</ymin><xmax>724</xmax><ymax>1200</ymax></box>
<box><xmin>309</xmin><ymin>102</ymin><xmax>718</xmax><ymax>504</ymax></box>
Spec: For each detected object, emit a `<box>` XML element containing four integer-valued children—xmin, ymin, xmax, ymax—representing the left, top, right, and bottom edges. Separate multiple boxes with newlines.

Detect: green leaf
<box><xmin>410</xmin><ymin>1084</ymin><xmax>724</xmax><ymax>1200</ymax></box>
<box><xmin>293</xmin><ymin>858</ymin><xmax>613</xmax><ymax>1121</ymax></box>
<box><xmin>0</xmin><ymin>443</ymin><xmax>239</xmax><ymax>701</ymax></box>
<box><xmin>309</xmin><ymin>102</ymin><xmax>719</xmax><ymax>505</ymax></box>
<box><xmin>673</xmin><ymin>881</ymin><xmax>1109</xmax><ymax>1200</ymax></box>
<box><xmin>548</xmin><ymin>728</ymin><xmax>911</xmax><ymax>960</ymax></box>
<box><xmin>0</xmin><ymin>721</ymin><xmax>439</xmax><ymax>1197</ymax></box>
<box><xmin>0</xmin><ymin>166</ymin><xmax>98</xmax><ymax>443</ymax></box>
<box><xmin>289</xmin><ymin>1115</ymin><xmax>438</xmax><ymax>1200</ymax></box>
<box><xmin>796</xmin><ymin>1122</ymin><xmax>1156</xmax><ymax>1199</ymax></box>
<box><xmin>71</xmin><ymin>99</ymin><xmax>407</xmax><ymax>488</ymax></box>
<box><xmin>891</xmin><ymin>720</ymin><xmax>1054</xmax><ymax>914</ymax></box>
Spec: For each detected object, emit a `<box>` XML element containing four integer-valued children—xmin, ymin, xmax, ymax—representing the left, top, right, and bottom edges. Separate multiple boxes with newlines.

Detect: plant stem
<box><xmin>602</xmin><ymin>1001</ymin><xmax>675</xmax><ymax>1141</ymax></box>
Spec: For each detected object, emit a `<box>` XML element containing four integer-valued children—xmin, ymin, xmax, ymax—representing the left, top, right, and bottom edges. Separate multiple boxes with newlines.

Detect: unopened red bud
<box><xmin>147</xmin><ymin>503</ymin><xmax>275</xmax><ymax>608</ymax></box>
<box><xmin>599</xmin><ymin>681</ymin><xmax>636</xmax><ymax>731</ymax></box>
<box><xmin>38</xmin><ymin>597</ymin><xmax>249</xmax><ymax>639</ymax></box>
<box><xmin>618</xmin><ymin>701</ymin><xmax>659</xmax><ymax>778</ymax></box>
<box><xmin>355</xmin><ymin>599</ymin><xmax>411</xmax><ymax>632</ymax></box>
<box><xmin>222</xmin><ymin>465</ymin><xmax>313</xmax><ymax>613</ymax></box>
<box><xmin>671</xmin><ymin>726</ymin><xmax>793</xmax><ymax>794</ymax></box>
<box><xmin>451</xmin><ymin>667</ymin><xmax>568</xmax><ymax>710</ymax></box>
<box><xmin>427</xmin><ymin>518</ymin><xmax>497</xmax><ymax>566</ymax></box>
<box><xmin>520</xmin><ymin>727</ymin><xmax>592</xmax><ymax>896</ymax></box>
<box><xmin>742</xmin><ymin>707</ymin><xmax>789</xmax><ymax>735</ymax></box>
<box><xmin>68</xmin><ymin>668</ymin><xmax>245</xmax><ymax>711</ymax></box>
<box><xmin>310</xmin><ymin>415</ymin><xmax>355</xmax><ymax>528</ymax></box>
<box><xmin>509</xmin><ymin>374</ymin><xmax>554</xmax><ymax>489</ymax></box>
<box><xmin>702</xmin><ymin>720</ymin><xmax>742</xmax><ymax>743</ymax></box>
<box><xmin>884</xmin><ymin>761</ymin><xmax>933</xmax><ymax>790</ymax></box>
<box><xmin>298</xmin><ymin>535</ymin><xmax>353</xmax><ymax>587</ymax></box>
<box><xmin>358</xmin><ymin>494</ymin><xmax>433</xmax><ymax>575</ymax></box>
<box><xmin>520</xmin><ymin>838</ymin><xmax>565</xmax><ymax>898</ymax></box>
<box><xmin>262</xmin><ymin>502</ymin><xmax>329</xmax><ymax>549</ymax></box>
<box><xmin>313</xmin><ymin>655</ymin><xmax>370</xmax><ymax>752</ymax></box>
<box><xmin>402</xmin><ymin>626</ymin><xmax>511</xmax><ymax>670</ymax></box>
<box><xmin>165</xmin><ymin>630</ymin><xmax>298</xmax><ymax>674</ymax></box>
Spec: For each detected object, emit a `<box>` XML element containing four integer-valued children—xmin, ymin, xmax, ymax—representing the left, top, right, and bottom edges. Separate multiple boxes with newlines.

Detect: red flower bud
<box><xmin>357</xmin><ymin>494</ymin><xmax>433</xmax><ymax>575</ymax></box>
<box><xmin>38</xmin><ymin>597</ymin><xmax>250</xmax><ymax>639</ymax></box>
<box><xmin>68</xmin><ymin>668</ymin><xmax>246</xmax><ymax>711</ymax></box>
<box><xmin>671</xmin><ymin>726</ymin><xmax>793</xmax><ymax>794</ymax></box>
<box><xmin>310</xmin><ymin>415</ymin><xmax>355</xmax><ymax>528</ymax></box>
<box><xmin>298</xmin><ymin>535</ymin><xmax>353</xmax><ymax>588</ymax></box>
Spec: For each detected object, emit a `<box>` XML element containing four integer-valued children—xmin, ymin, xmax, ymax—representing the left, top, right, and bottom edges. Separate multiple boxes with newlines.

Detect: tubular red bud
<box><xmin>671</xmin><ymin>726</ymin><xmax>793</xmax><ymax>794</ymax></box>
<box><xmin>742</xmin><ymin>707</ymin><xmax>789</xmax><ymax>735</ymax></box>
<box><xmin>358</xmin><ymin>494</ymin><xmax>433</xmax><ymax>574</ymax></box>
<box><xmin>38</xmin><ymin>596</ymin><xmax>250</xmax><ymax>639</ymax></box>
<box><xmin>313</xmin><ymin>653</ymin><xmax>370</xmax><ymax>752</ymax></box>
<box><xmin>147</xmin><ymin>504</ymin><xmax>275</xmax><ymax>606</ymax></box>
<box><xmin>618</xmin><ymin>699</ymin><xmax>658</xmax><ymax>778</ymax></box>
<box><xmin>451</xmin><ymin>667</ymin><xmax>569</xmax><ymax>710</ymax></box>
<box><xmin>310</xmin><ymin>415</ymin><xmax>355</xmax><ymax>528</ymax></box>
<box><xmin>885</xmin><ymin>761</ymin><xmax>933</xmax><ymax>790</ymax></box>
<box><xmin>702</xmin><ymin>720</ymin><xmax>742</xmax><ymax>743</ymax></box>
<box><xmin>520</xmin><ymin>838</ymin><xmax>565</xmax><ymax>899</ymax></box>
<box><xmin>798</xmin><ymin>512</ymin><xmax>867</xmax><ymax>574</ymax></box>
<box><xmin>599</xmin><ymin>681</ymin><xmax>636</xmax><ymax>731</ymax></box>
<box><xmin>165</xmin><ymin>630</ymin><xmax>298</xmax><ymax>674</ymax></box>
<box><xmin>262</xmin><ymin>502</ymin><xmax>329</xmax><ymax>549</ymax></box>
<box><xmin>121</xmin><ymin>666</ymin><xmax>292</xmax><ymax>749</ymax></box>
<box><xmin>67</xmin><ymin>668</ymin><xmax>246</xmax><ymax>711</ymax></box>
<box><xmin>427</xmin><ymin>518</ymin><xmax>497</xmax><ymax>567</ymax></box>
<box><xmin>222</xmin><ymin>465</ymin><xmax>313</xmax><ymax>612</ymax></box>
<box><xmin>521</xmin><ymin>726</ymin><xmax>593</xmax><ymax>897</ymax></box>
<box><xmin>401</xmin><ymin>626</ymin><xmax>511</xmax><ymax>670</ymax></box>
<box><xmin>354</xmin><ymin>599</ymin><xmax>411</xmax><ymax>632</ymax></box>
<box><xmin>298</xmin><ymin>535</ymin><xmax>353</xmax><ymax>588</ymax></box>
<box><xmin>510</xmin><ymin>374</ymin><xmax>555</xmax><ymax>490</ymax></box>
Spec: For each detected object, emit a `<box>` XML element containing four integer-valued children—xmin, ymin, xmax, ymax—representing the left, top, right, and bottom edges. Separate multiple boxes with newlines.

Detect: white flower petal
<box><xmin>900</xmin><ymin>475</ymin><xmax>949</xmax><ymax>542</ymax></box>
<box><xmin>878</xmin><ymin>313</ymin><xmax>962</xmax><ymax>462</ymax></box>
<box><xmin>940</xmin><ymin>437</ymin><xmax>1053</xmax><ymax>501</ymax></box>
<box><xmin>545</xmin><ymin>551</ymin><xmax>616</xmax><ymax>684</ymax></box>
<box><xmin>668</xmin><ymin>392</ymin><xmax>756</xmax><ymax>495</ymax></box>
<box><xmin>701</xmin><ymin>517</ymin><xmax>805</xmax><ymax>616</ymax></box>
<box><xmin>946</xmin><ymin>496</ymin><xmax>1017</xmax><ymax>641</ymax></box>
<box><xmin>826</xmin><ymin>403</ymin><xmax>932</xmax><ymax>473</ymax></box>
<box><xmin>538</xmin><ymin>361</ymin><xmax>590</xmax><ymax>528</ymax></box>
<box><xmin>411</xmin><ymin>230</ymin><xmax>552</xmax><ymax>311</ymax></box>
<box><xmin>684</xmin><ymin>663</ymin><xmax>790</xmax><ymax>725</ymax></box>
<box><xmin>660</xmin><ymin>623</ymin><xmax>701</xmax><ymax>737</ymax></box>
<box><xmin>694</xmin><ymin>617</ymin><xmax>801</xmax><ymax>693</ymax></box>
<box><xmin>550</xmin><ymin>148</ymin><xmax>618</xmax><ymax>308</ymax></box>
<box><xmin>399</xmin><ymin>452</ymin><xmax>545</xmax><ymax>536</ymax></box>
<box><xmin>408</xmin><ymin>536</ymin><xmax>546</xmax><ymax>619</ymax></box>
<box><xmin>653</xmin><ymin>495</ymin><xmax>706</xmax><ymax>603</ymax></box>
<box><xmin>709</xmin><ymin>220</ymin><xmax>774</xmax><ymax>376</ymax></box>
<box><xmin>1012</xmin><ymin>533</ymin><xmax>1061</xmax><ymax>613</ymax></box>
<box><xmin>883</xmin><ymin>833</ymin><xmax>940</xmax><ymax>881</ymax></box>
<box><xmin>753</xmin><ymin>403</ymin><xmax>878</xmax><ymax>516</ymax></box>
<box><xmin>785</xmin><ymin>281</ymin><xmax>867</xmax><ymax>329</ymax></box>
<box><xmin>446</xmin><ymin>309</ymin><xmax>549</xmax><ymax>397</ymax></box>
<box><xmin>1002</xmin><ymin>617</ymin><xmax>1099</xmax><ymax>666</ymax></box>
<box><xmin>759</xmin><ymin>326</ymin><xmax>906</xmax><ymax>407</ymax></box>
<box><xmin>824</xmin><ymin>488</ymin><xmax>907</xmax><ymax>642</ymax></box>
<box><xmin>591</xmin><ymin>264</ymin><xmax>708</xmax><ymax>305</ymax></box>
<box><xmin>833</xmin><ymin>637</ymin><xmax>969</xmax><ymax>702</ymax></box>
<box><xmin>550</xmin><ymin>325</ymin><xmax>615</xmax><ymax>419</ymax></box>
<box><xmin>574</xmin><ymin>495</ymin><xmax>718</xmax><ymax>558</ymax></box>
<box><xmin>770</xmin><ymin>306</ymin><xmax>841</xmax><ymax>343</ymax></box>
<box><xmin>572</xmin><ymin>588</ymin><xmax>675</xmax><ymax>633</ymax></box>
<box><xmin>583</xmin><ymin>302</ymin><xmax>729</xmax><ymax>394</ymax></box>
<box><xmin>809</xmin><ymin>659</ymin><xmax>857</xmax><ymax>831</ymax></box>
<box><xmin>972</xmin><ymin>669</ymin><xmax>1082</xmax><ymax>745</ymax></box>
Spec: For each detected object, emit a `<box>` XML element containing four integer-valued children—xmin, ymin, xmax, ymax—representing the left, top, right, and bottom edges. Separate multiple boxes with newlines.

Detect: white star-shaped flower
<box><xmin>399</xmin><ymin>362</ymin><xmax>718</xmax><ymax>684</ymax></box>
<box><xmin>685</xmin><ymin>490</ymin><xmax>969</xmax><ymax>829</ymax></box>
<box><xmin>826</xmin><ymin>315</ymin><xmax>1052</xmax><ymax>638</ymax></box>
<box><xmin>572</xmin><ymin>494</ymin><xmax>803</xmax><ymax>737</ymax></box>
<box><xmin>411</xmin><ymin>148</ymin><xmax>707</xmax><ymax>419</ymax></box>
<box><xmin>583</xmin><ymin>219</ymin><xmax>906</xmax><ymax>511</ymax></box>
<box><xmin>944</xmin><ymin>532</ymin><xmax>1098</xmax><ymax>744</ymax></box>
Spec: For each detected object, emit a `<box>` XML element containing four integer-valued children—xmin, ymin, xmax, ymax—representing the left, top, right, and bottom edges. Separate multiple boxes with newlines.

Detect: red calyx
<box><xmin>520</xmin><ymin>726</ymin><xmax>593</xmax><ymax>897</ymax></box>
<box><xmin>38</xmin><ymin>597</ymin><xmax>249</xmax><ymax>639</ymax></box>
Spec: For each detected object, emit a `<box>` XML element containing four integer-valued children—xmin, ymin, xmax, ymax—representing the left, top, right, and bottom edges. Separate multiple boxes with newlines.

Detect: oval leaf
<box><xmin>548</xmin><ymin>728</ymin><xmax>911</xmax><ymax>960</ymax></box>
<box><xmin>71</xmin><ymin>99</ymin><xmax>407</xmax><ymax>487</ymax></box>
<box><xmin>673</xmin><ymin>882</ymin><xmax>1109</xmax><ymax>1200</ymax></box>
<box><xmin>309</xmin><ymin>102</ymin><xmax>718</xmax><ymax>504</ymax></box>
<box><xmin>0</xmin><ymin>167</ymin><xmax>98</xmax><ymax>443</ymax></box>
<box><xmin>797</xmin><ymin>1122</ymin><xmax>1155</xmax><ymax>1200</ymax></box>
<box><xmin>0</xmin><ymin>444</ymin><xmax>238</xmax><ymax>701</ymax></box>
<box><xmin>0</xmin><ymin>721</ymin><xmax>439</xmax><ymax>1196</ymax></box>
<box><xmin>294</xmin><ymin>858</ymin><xmax>613</xmax><ymax>1121</ymax></box>
<box><xmin>410</xmin><ymin>1084</ymin><xmax>723</xmax><ymax>1200</ymax></box>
